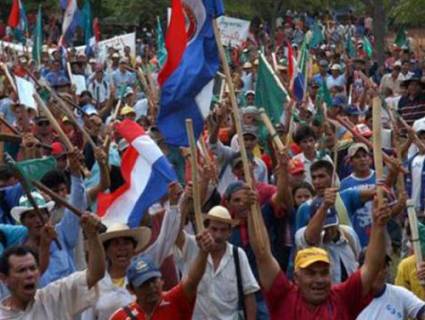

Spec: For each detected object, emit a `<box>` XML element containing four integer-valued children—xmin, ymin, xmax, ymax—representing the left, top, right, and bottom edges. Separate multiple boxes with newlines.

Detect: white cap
<box><xmin>331</xmin><ymin>64</ymin><xmax>341</xmax><ymax>71</ymax></box>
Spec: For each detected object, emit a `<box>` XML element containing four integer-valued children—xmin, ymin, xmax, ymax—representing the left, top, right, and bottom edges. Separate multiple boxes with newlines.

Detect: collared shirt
<box><xmin>110</xmin><ymin>283</ymin><xmax>195</xmax><ymax>320</ymax></box>
<box><xmin>0</xmin><ymin>271</ymin><xmax>99</xmax><ymax>320</ymax></box>
<box><xmin>379</xmin><ymin>73</ymin><xmax>401</xmax><ymax>95</ymax></box>
<box><xmin>174</xmin><ymin>234</ymin><xmax>259</xmax><ymax>320</ymax></box>
<box><xmin>111</xmin><ymin>70</ymin><xmax>136</xmax><ymax>91</ymax></box>
<box><xmin>398</xmin><ymin>93</ymin><xmax>425</xmax><ymax>126</ymax></box>
<box><xmin>88</xmin><ymin>76</ymin><xmax>110</xmax><ymax>104</ymax></box>
<box><xmin>295</xmin><ymin>225</ymin><xmax>361</xmax><ymax>283</ymax></box>
<box><xmin>292</xmin><ymin>151</ymin><xmax>334</xmax><ymax>184</ymax></box>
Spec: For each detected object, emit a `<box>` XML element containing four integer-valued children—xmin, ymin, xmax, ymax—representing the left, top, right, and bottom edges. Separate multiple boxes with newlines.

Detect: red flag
<box><xmin>93</xmin><ymin>17</ymin><xmax>101</xmax><ymax>42</ymax></box>
<box><xmin>287</xmin><ymin>41</ymin><xmax>294</xmax><ymax>81</ymax></box>
<box><xmin>8</xmin><ymin>0</ymin><xmax>19</xmax><ymax>28</ymax></box>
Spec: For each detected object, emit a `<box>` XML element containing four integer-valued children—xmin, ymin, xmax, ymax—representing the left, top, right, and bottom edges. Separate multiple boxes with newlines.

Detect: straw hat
<box><xmin>99</xmin><ymin>223</ymin><xmax>152</xmax><ymax>252</ymax></box>
<box><xmin>204</xmin><ymin>206</ymin><xmax>238</xmax><ymax>226</ymax></box>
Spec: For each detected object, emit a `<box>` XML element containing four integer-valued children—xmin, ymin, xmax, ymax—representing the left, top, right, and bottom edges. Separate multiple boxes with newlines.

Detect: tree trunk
<box><xmin>372</xmin><ymin>0</ymin><xmax>386</xmax><ymax>67</ymax></box>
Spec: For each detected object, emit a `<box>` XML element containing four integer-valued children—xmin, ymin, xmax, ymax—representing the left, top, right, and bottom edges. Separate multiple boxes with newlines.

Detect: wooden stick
<box><xmin>387</xmin><ymin>107</ymin><xmax>406</xmax><ymax>192</ymax></box>
<box><xmin>259</xmin><ymin>109</ymin><xmax>284</xmax><ymax>151</ymax></box>
<box><xmin>0</xmin><ymin>63</ymin><xmax>17</xmax><ymax>93</ymax></box>
<box><xmin>185</xmin><ymin>119</ymin><xmax>204</xmax><ymax>233</ymax></box>
<box><xmin>372</xmin><ymin>97</ymin><xmax>385</xmax><ymax>206</ymax></box>
<box><xmin>33</xmin><ymin>93</ymin><xmax>73</xmax><ymax>151</ymax></box>
<box><xmin>407</xmin><ymin>199</ymin><xmax>425</xmax><ymax>285</ymax></box>
<box><xmin>213</xmin><ymin>19</ymin><xmax>264</xmax><ymax>245</ymax></box>
<box><xmin>32</xmin><ymin>180</ymin><xmax>107</xmax><ymax>233</ymax></box>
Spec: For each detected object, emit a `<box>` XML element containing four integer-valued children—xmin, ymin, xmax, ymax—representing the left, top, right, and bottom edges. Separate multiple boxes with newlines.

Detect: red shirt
<box><xmin>265</xmin><ymin>270</ymin><xmax>372</xmax><ymax>320</ymax></box>
<box><xmin>110</xmin><ymin>283</ymin><xmax>195</xmax><ymax>320</ymax></box>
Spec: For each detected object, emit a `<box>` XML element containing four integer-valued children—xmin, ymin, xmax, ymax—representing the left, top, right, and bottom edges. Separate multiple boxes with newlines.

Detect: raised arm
<box><xmin>305</xmin><ymin>188</ymin><xmax>337</xmax><ymax>245</ymax></box>
<box><xmin>143</xmin><ymin>182</ymin><xmax>182</xmax><ymax>266</ymax></box>
<box><xmin>181</xmin><ymin>230</ymin><xmax>214</xmax><ymax>300</ymax></box>
<box><xmin>87</xmin><ymin>147</ymin><xmax>111</xmax><ymax>203</ymax></box>
<box><xmin>271</xmin><ymin>149</ymin><xmax>294</xmax><ymax>213</ymax></box>
<box><xmin>360</xmin><ymin>197</ymin><xmax>391</xmax><ymax>296</ymax></box>
<box><xmin>246</xmin><ymin>187</ymin><xmax>280</xmax><ymax>291</ymax></box>
<box><xmin>81</xmin><ymin>213</ymin><xmax>106</xmax><ymax>289</ymax></box>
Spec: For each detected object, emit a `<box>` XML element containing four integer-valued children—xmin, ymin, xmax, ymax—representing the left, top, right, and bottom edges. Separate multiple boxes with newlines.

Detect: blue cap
<box><xmin>127</xmin><ymin>256</ymin><xmax>161</xmax><ymax>287</ymax></box>
<box><xmin>345</xmin><ymin>104</ymin><xmax>364</xmax><ymax>116</ymax></box>
<box><xmin>331</xmin><ymin>95</ymin><xmax>347</xmax><ymax>108</ymax></box>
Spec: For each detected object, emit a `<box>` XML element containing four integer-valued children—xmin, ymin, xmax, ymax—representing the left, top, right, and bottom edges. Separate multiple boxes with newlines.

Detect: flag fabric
<box><xmin>8</xmin><ymin>0</ymin><xmax>28</xmax><ymax>43</ymax></box>
<box><xmin>309</xmin><ymin>22</ymin><xmax>324</xmax><ymax>49</ymax></box>
<box><xmin>346</xmin><ymin>36</ymin><xmax>356</xmax><ymax>58</ymax></box>
<box><xmin>287</xmin><ymin>41</ymin><xmax>294</xmax><ymax>81</ymax></box>
<box><xmin>156</xmin><ymin>16</ymin><xmax>168</xmax><ymax>68</ymax></box>
<box><xmin>16</xmin><ymin>157</ymin><xmax>57</xmax><ymax>183</ymax></box>
<box><xmin>81</xmin><ymin>0</ymin><xmax>92</xmax><ymax>46</ymax></box>
<box><xmin>293</xmin><ymin>39</ymin><xmax>308</xmax><ymax>101</ymax></box>
<box><xmin>97</xmin><ymin>120</ymin><xmax>177</xmax><ymax>227</ymax></box>
<box><xmin>318</xmin><ymin>78</ymin><xmax>332</xmax><ymax>106</ymax></box>
<box><xmin>32</xmin><ymin>6</ymin><xmax>43</xmax><ymax>65</ymax></box>
<box><xmin>395</xmin><ymin>27</ymin><xmax>408</xmax><ymax>48</ymax></box>
<box><xmin>255</xmin><ymin>53</ymin><xmax>288</xmax><ymax>140</ymax></box>
<box><xmin>59</xmin><ymin>0</ymin><xmax>79</xmax><ymax>46</ymax></box>
<box><xmin>157</xmin><ymin>0</ymin><xmax>224</xmax><ymax>146</ymax></box>
<box><xmin>363</xmin><ymin>36</ymin><xmax>373</xmax><ymax>58</ymax></box>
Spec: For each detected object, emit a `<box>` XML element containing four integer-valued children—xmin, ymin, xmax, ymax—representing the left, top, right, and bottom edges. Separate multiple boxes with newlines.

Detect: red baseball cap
<box><xmin>289</xmin><ymin>158</ymin><xmax>305</xmax><ymax>175</ymax></box>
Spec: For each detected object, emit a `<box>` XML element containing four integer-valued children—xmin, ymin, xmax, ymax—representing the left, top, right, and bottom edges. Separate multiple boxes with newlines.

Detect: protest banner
<box><xmin>217</xmin><ymin>16</ymin><xmax>250</xmax><ymax>47</ymax></box>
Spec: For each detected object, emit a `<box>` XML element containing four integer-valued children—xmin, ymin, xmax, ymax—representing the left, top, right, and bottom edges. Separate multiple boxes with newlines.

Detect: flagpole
<box><xmin>185</xmin><ymin>119</ymin><xmax>204</xmax><ymax>233</ymax></box>
<box><xmin>213</xmin><ymin>19</ymin><xmax>265</xmax><ymax>246</ymax></box>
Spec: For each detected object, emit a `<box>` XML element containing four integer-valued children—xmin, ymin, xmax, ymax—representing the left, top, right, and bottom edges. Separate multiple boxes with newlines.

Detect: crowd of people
<box><xmin>1</xmin><ymin>6</ymin><xmax>425</xmax><ymax>320</ymax></box>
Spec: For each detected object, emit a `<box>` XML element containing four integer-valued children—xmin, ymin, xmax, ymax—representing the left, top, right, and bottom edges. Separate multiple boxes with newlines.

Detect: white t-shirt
<box><xmin>0</xmin><ymin>271</ymin><xmax>98</xmax><ymax>320</ymax></box>
<box><xmin>356</xmin><ymin>284</ymin><xmax>425</xmax><ymax>320</ymax></box>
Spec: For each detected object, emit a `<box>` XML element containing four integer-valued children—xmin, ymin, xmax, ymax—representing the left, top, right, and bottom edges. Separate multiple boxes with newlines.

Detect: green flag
<box><xmin>16</xmin><ymin>157</ymin><xmax>57</xmax><ymax>183</ymax></box>
<box><xmin>255</xmin><ymin>53</ymin><xmax>288</xmax><ymax>142</ymax></box>
<box><xmin>395</xmin><ymin>27</ymin><xmax>408</xmax><ymax>48</ymax></box>
<box><xmin>309</xmin><ymin>23</ymin><xmax>324</xmax><ymax>49</ymax></box>
<box><xmin>32</xmin><ymin>6</ymin><xmax>43</xmax><ymax>65</ymax></box>
<box><xmin>318</xmin><ymin>79</ymin><xmax>332</xmax><ymax>107</ymax></box>
<box><xmin>346</xmin><ymin>36</ymin><xmax>356</xmax><ymax>58</ymax></box>
<box><xmin>156</xmin><ymin>16</ymin><xmax>167</xmax><ymax>68</ymax></box>
<box><xmin>363</xmin><ymin>36</ymin><xmax>373</xmax><ymax>58</ymax></box>
<box><xmin>82</xmin><ymin>0</ymin><xmax>93</xmax><ymax>46</ymax></box>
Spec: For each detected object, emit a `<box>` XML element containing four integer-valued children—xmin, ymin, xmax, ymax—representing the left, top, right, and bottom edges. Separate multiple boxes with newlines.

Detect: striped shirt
<box><xmin>398</xmin><ymin>94</ymin><xmax>425</xmax><ymax>126</ymax></box>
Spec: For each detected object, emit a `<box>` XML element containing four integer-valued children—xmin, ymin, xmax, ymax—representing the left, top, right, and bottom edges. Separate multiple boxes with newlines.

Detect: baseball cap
<box><xmin>294</xmin><ymin>247</ymin><xmax>330</xmax><ymax>271</ymax></box>
<box><xmin>331</xmin><ymin>64</ymin><xmax>341</xmax><ymax>71</ymax></box>
<box><xmin>332</xmin><ymin>95</ymin><xmax>347</xmax><ymax>108</ymax></box>
<box><xmin>120</xmin><ymin>105</ymin><xmax>136</xmax><ymax>117</ymax></box>
<box><xmin>319</xmin><ymin>59</ymin><xmax>329</xmax><ymax>67</ymax></box>
<box><xmin>345</xmin><ymin>104</ymin><xmax>364</xmax><ymax>116</ymax></box>
<box><xmin>353</xmin><ymin>123</ymin><xmax>372</xmax><ymax>138</ymax></box>
<box><xmin>413</xmin><ymin>118</ymin><xmax>425</xmax><ymax>133</ymax></box>
<box><xmin>241</xmin><ymin>106</ymin><xmax>259</xmax><ymax>116</ymax></box>
<box><xmin>244</xmin><ymin>90</ymin><xmax>255</xmax><ymax>97</ymax></box>
<box><xmin>127</xmin><ymin>256</ymin><xmax>161</xmax><ymax>287</ymax></box>
<box><xmin>242</xmin><ymin>126</ymin><xmax>258</xmax><ymax>139</ymax></box>
<box><xmin>51</xmin><ymin>142</ymin><xmax>65</xmax><ymax>157</ymax></box>
<box><xmin>348</xmin><ymin>143</ymin><xmax>370</xmax><ymax>158</ymax></box>
<box><xmin>288</xmin><ymin>158</ymin><xmax>305</xmax><ymax>175</ymax></box>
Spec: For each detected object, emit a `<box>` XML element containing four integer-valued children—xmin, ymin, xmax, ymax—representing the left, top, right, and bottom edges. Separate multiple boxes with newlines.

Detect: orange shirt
<box><xmin>110</xmin><ymin>283</ymin><xmax>194</xmax><ymax>320</ymax></box>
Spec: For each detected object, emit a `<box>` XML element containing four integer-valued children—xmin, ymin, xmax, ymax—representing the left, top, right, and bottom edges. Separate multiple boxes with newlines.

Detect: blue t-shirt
<box><xmin>295</xmin><ymin>188</ymin><xmax>364</xmax><ymax>240</ymax></box>
<box><xmin>340</xmin><ymin>171</ymin><xmax>376</xmax><ymax>247</ymax></box>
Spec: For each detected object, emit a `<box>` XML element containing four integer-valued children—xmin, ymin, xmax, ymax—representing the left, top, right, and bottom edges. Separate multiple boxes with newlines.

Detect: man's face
<box><xmin>35</xmin><ymin>119</ymin><xmax>51</xmax><ymax>136</ymax></box>
<box><xmin>207</xmin><ymin>220</ymin><xmax>231</xmax><ymax>251</ymax></box>
<box><xmin>311</xmin><ymin>168</ymin><xmax>332</xmax><ymax>196</ymax></box>
<box><xmin>408</xmin><ymin>82</ymin><xmax>420</xmax><ymax>96</ymax></box>
<box><xmin>299</xmin><ymin>136</ymin><xmax>316</xmax><ymax>155</ymax></box>
<box><xmin>52</xmin><ymin>183</ymin><xmax>68</xmax><ymax>198</ymax></box>
<box><xmin>294</xmin><ymin>262</ymin><xmax>331</xmax><ymax>306</ymax></box>
<box><xmin>401</xmin><ymin>62</ymin><xmax>409</xmax><ymax>74</ymax></box>
<box><xmin>242</xmin><ymin>113</ymin><xmax>256</xmax><ymax>126</ymax></box>
<box><xmin>246</xmin><ymin>94</ymin><xmax>255</xmax><ymax>105</ymax></box>
<box><xmin>1</xmin><ymin>254</ymin><xmax>40</xmax><ymax>305</ymax></box>
<box><xmin>21</xmin><ymin>210</ymin><xmax>49</xmax><ymax>238</ymax></box>
<box><xmin>88</xmin><ymin>115</ymin><xmax>102</xmax><ymax>136</ymax></box>
<box><xmin>130</xmin><ymin>277</ymin><xmax>163</xmax><ymax>305</ymax></box>
<box><xmin>105</xmin><ymin>237</ymin><xmax>135</xmax><ymax>269</ymax></box>
<box><xmin>351</xmin><ymin>149</ymin><xmax>371</xmax><ymax>173</ymax></box>
<box><xmin>228</xmin><ymin>189</ymin><xmax>250</xmax><ymax>218</ymax></box>
<box><xmin>243</xmin><ymin>134</ymin><xmax>257</xmax><ymax>151</ymax></box>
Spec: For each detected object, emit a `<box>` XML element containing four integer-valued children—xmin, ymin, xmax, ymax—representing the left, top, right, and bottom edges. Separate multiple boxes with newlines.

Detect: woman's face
<box><xmin>294</xmin><ymin>187</ymin><xmax>313</xmax><ymax>207</ymax></box>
